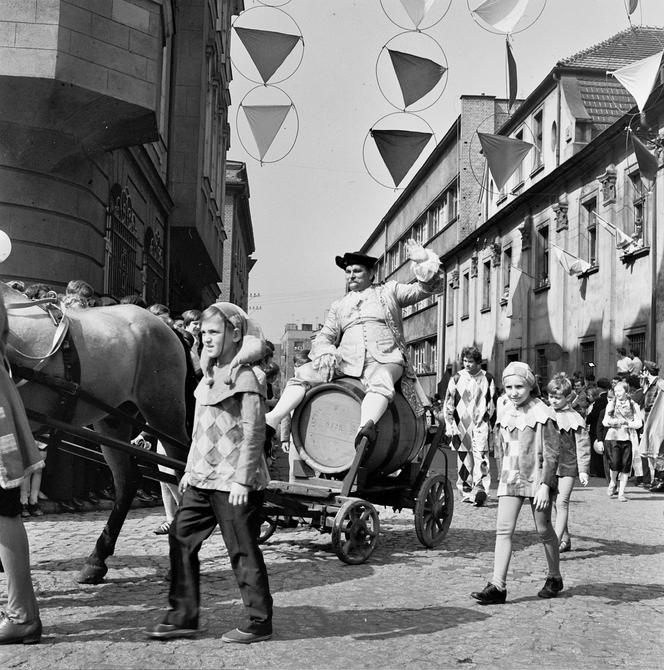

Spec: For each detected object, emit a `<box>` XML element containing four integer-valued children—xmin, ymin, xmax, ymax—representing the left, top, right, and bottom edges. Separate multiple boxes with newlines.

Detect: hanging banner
<box><xmin>552</xmin><ymin>246</ymin><xmax>591</xmax><ymax>276</ymax></box>
<box><xmin>243</xmin><ymin>104</ymin><xmax>292</xmax><ymax>160</ymax></box>
<box><xmin>477</xmin><ymin>132</ymin><xmax>532</xmax><ymax>191</ymax></box>
<box><xmin>631</xmin><ymin>133</ymin><xmax>659</xmax><ymax>184</ymax></box>
<box><xmin>234</xmin><ymin>27</ymin><xmax>301</xmax><ymax>83</ymax></box>
<box><xmin>472</xmin><ymin>0</ymin><xmax>530</xmax><ymax>34</ymax></box>
<box><xmin>610</xmin><ymin>49</ymin><xmax>664</xmax><ymax>112</ymax></box>
<box><xmin>371</xmin><ymin>129</ymin><xmax>432</xmax><ymax>187</ymax></box>
<box><xmin>594</xmin><ymin>212</ymin><xmax>634</xmax><ymax>250</ymax></box>
<box><xmin>628</xmin><ymin>0</ymin><xmax>639</xmax><ymax>15</ymax></box>
<box><xmin>388</xmin><ymin>49</ymin><xmax>447</xmax><ymax>107</ymax></box>
<box><xmin>506</xmin><ymin>39</ymin><xmax>518</xmax><ymax>111</ymax></box>
<box><xmin>399</xmin><ymin>0</ymin><xmax>436</xmax><ymax>27</ymax></box>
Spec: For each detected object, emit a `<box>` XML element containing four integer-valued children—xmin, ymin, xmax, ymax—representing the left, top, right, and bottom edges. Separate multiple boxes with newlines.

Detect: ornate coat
<box><xmin>310</xmin><ymin>277</ymin><xmax>442</xmax><ymax>414</ymax></box>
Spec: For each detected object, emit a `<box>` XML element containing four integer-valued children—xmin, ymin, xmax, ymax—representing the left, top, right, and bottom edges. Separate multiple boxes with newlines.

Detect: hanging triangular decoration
<box><xmin>371</xmin><ymin>129</ymin><xmax>432</xmax><ymax>187</ymax></box>
<box><xmin>627</xmin><ymin>0</ymin><xmax>639</xmax><ymax>16</ymax></box>
<box><xmin>506</xmin><ymin>39</ymin><xmax>518</xmax><ymax>111</ymax></box>
<box><xmin>388</xmin><ymin>49</ymin><xmax>446</xmax><ymax>107</ymax></box>
<box><xmin>610</xmin><ymin>49</ymin><xmax>664</xmax><ymax>112</ymax></box>
<box><xmin>477</xmin><ymin>132</ymin><xmax>532</xmax><ymax>191</ymax></box>
<box><xmin>473</xmin><ymin>0</ymin><xmax>530</xmax><ymax>34</ymax></box>
<box><xmin>399</xmin><ymin>0</ymin><xmax>436</xmax><ymax>28</ymax></box>
<box><xmin>234</xmin><ymin>27</ymin><xmax>301</xmax><ymax>83</ymax></box>
<box><xmin>243</xmin><ymin>104</ymin><xmax>292</xmax><ymax>160</ymax></box>
<box><xmin>631</xmin><ymin>133</ymin><xmax>659</xmax><ymax>184</ymax></box>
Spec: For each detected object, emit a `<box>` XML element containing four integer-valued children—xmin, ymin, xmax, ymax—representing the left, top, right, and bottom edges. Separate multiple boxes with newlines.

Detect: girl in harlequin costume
<box><xmin>545</xmin><ymin>373</ymin><xmax>591</xmax><ymax>553</ymax></box>
<box><xmin>471</xmin><ymin>362</ymin><xmax>562</xmax><ymax>605</ymax></box>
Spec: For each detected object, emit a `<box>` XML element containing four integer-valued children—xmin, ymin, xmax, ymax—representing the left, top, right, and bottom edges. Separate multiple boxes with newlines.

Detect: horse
<box><xmin>0</xmin><ymin>282</ymin><xmax>190</xmax><ymax>584</ymax></box>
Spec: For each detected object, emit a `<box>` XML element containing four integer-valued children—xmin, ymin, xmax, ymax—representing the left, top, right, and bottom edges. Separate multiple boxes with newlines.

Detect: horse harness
<box><xmin>6</xmin><ymin>300</ymin><xmax>81</xmax><ymax>447</ymax></box>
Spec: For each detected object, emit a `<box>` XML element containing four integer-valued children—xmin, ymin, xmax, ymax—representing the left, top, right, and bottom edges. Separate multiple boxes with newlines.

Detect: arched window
<box><xmin>106</xmin><ymin>184</ymin><xmax>138</xmax><ymax>300</ymax></box>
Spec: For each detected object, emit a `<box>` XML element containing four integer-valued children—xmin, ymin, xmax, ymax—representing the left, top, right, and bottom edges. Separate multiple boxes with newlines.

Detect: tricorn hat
<box><xmin>335</xmin><ymin>251</ymin><xmax>378</xmax><ymax>270</ymax></box>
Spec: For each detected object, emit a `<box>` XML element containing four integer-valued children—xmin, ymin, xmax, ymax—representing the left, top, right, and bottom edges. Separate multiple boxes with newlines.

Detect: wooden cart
<box><xmin>259</xmin><ymin>379</ymin><xmax>454</xmax><ymax>564</ymax></box>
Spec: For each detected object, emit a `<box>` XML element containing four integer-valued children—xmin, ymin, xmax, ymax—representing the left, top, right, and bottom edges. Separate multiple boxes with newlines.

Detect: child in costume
<box><xmin>602</xmin><ymin>380</ymin><xmax>642</xmax><ymax>501</ymax></box>
<box><xmin>545</xmin><ymin>373</ymin><xmax>590</xmax><ymax>553</ymax></box>
<box><xmin>147</xmin><ymin>302</ymin><xmax>273</xmax><ymax>643</ymax></box>
<box><xmin>471</xmin><ymin>362</ymin><xmax>562</xmax><ymax>604</ymax></box>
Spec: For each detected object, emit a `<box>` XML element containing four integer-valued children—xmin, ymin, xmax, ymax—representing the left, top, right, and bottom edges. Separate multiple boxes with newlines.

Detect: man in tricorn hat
<box><xmin>265</xmin><ymin>240</ymin><xmax>443</xmax><ymax>446</ymax></box>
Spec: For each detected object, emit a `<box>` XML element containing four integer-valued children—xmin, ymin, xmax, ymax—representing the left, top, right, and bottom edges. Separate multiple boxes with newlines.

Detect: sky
<box><xmin>228</xmin><ymin>0</ymin><xmax>664</xmax><ymax>341</ymax></box>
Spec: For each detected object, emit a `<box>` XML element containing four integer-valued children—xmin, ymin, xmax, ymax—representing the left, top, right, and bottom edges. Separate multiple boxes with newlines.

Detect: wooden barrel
<box><xmin>291</xmin><ymin>378</ymin><xmax>427</xmax><ymax>476</ymax></box>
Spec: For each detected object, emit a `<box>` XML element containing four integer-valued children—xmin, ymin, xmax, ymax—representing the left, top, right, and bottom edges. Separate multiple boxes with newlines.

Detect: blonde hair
<box><xmin>545</xmin><ymin>372</ymin><xmax>573</xmax><ymax>398</ymax></box>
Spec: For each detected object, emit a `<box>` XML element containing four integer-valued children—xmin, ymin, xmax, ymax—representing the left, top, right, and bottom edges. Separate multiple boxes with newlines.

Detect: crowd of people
<box><xmin>1</xmin><ymin>246</ymin><xmax>663</xmax><ymax>643</ymax></box>
<box><xmin>427</xmin><ymin>345</ymin><xmax>664</xmax><ymax>605</ymax></box>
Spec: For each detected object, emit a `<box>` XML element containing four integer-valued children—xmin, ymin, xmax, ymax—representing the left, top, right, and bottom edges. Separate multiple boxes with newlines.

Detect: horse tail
<box><xmin>172</xmin><ymin>329</ymin><xmax>198</xmax><ymax>438</ymax></box>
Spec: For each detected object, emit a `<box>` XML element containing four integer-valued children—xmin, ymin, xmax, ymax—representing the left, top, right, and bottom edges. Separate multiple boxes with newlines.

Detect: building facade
<box><xmin>443</xmin><ymin>27</ymin><xmax>664</xmax><ymax>385</ymax></box>
<box><xmin>278</xmin><ymin>322</ymin><xmax>318</xmax><ymax>390</ymax></box>
<box><xmin>0</xmin><ymin>0</ymin><xmax>248</xmax><ymax>312</ymax></box>
<box><xmin>361</xmin><ymin>26</ymin><xmax>664</xmax><ymax>389</ymax></box>
<box><xmin>220</xmin><ymin>160</ymin><xmax>256</xmax><ymax>311</ymax></box>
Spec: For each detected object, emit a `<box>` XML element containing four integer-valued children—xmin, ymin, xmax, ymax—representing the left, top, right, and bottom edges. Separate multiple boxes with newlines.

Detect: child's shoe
<box><xmin>618</xmin><ymin>493</ymin><xmax>629</xmax><ymax>502</ymax></box>
<box><xmin>471</xmin><ymin>582</ymin><xmax>506</xmax><ymax>604</ymax></box>
<box><xmin>538</xmin><ymin>576</ymin><xmax>564</xmax><ymax>598</ymax></box>
<box><xmin>606</xmin><ymin>484</ymin><xmax>617</xmax><ymax>497</ymax></box>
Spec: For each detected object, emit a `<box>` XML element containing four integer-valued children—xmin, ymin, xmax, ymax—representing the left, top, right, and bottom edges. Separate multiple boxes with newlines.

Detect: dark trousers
<box><xmin>165</xmin><ymin>486</ymin><xmax>273</xmax><ymax>633</ymax></box>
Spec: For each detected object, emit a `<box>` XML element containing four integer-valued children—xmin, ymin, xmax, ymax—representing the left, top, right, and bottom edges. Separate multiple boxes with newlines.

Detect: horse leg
<box><xmin>78</xmin><ymin>417</ymin><xmax>140</xmax><ymax>585</ymax></box>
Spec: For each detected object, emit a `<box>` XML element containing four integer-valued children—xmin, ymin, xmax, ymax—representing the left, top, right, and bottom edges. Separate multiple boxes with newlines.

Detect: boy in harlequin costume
<box><xmin>472</xmin><ymin>362</ymin><xmax>562</xmax><ymax>604</ymax></box>
<box><xmin>147</xmin><ymin>302</ymin><xmax>273</xmax><ymax>643</ymax></box>
<box><xmin>545</xmin><ymin>373</ymin><xmax>591</xmax><ymax>553</ymax></box>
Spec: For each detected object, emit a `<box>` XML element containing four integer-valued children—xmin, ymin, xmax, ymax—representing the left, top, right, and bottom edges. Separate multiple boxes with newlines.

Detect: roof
<box><xmin>558</xmin><ymin>26</ymin><xmax>664</xmax><ymax>70</ymax></box>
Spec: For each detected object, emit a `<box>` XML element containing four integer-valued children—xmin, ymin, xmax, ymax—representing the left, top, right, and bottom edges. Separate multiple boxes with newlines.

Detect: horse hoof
<box><xmin>77</xmin><ymin>563</ymin><xmax>108</xmax><ymax>584</ymax></box>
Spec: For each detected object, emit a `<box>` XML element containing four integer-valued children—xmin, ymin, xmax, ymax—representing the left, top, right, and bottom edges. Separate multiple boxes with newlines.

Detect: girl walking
<box><xmin>545</xmin><ymin>373</ymin><xmax>590</xmax><ymax>553</ymax></box>
<box><xmin>602</xmin><ymin>380</ymin><xmax>642</xmax><ymax>501</ymax></box>
<box><xmin>471</xmin><ymin>362</ymin><xmax>562</xmax><ymax>604</ymax></box>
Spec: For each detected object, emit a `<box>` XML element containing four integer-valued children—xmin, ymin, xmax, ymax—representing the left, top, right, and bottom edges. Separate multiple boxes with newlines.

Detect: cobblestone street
<box><xmin>2</xmin><ymin>471</ymin><xmax>663</xmax><ymax>670</ymax></box>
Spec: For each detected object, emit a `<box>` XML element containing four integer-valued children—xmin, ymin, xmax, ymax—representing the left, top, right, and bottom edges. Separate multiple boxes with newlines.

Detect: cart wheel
<box><xmin>331</xmin><ymin>499</ymin><xmax>380</xmax><ymax>565</ymax></box>
<box><xmin>414</xmin><ymin>473</ymin><xmax>454</xmax><ymax>548</ymax></box>
<box><xmin>257</xmin><ymin>514</ymin><xmax>278</xmax><ymax>544</ymax></box>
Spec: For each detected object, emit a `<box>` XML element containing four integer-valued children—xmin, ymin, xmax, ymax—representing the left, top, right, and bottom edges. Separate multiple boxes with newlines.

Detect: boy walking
<box><xmin>147</xmin><ymin>302</ymin><xmax>273</xmax><ymax>643</ymax></box>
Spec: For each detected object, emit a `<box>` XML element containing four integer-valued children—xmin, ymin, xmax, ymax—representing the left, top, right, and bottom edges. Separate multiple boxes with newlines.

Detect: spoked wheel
<box><xmin>414</xmin><ymin>473</ymin><xmax>454</xmax><ymax>548</ymax></box>
<box><xmin>257</xmin><ymin>513</ymin><xmax>278</xmax><ymax>544</ymax></box>
<box><xmin>331</xmin><ymin>499</ymin><xmax>380</xmax><ymax>565</ymax></box>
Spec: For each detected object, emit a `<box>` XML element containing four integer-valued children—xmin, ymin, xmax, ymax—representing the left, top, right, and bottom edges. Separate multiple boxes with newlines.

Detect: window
<box><xmin>535</xmin><ymin>347</ymin><xmax>548</xmax><ymax>387</ymax></box>
<box><xmin>387</xmin><ymin>247</ymin><xmax>399</xmax><ymax>273</ymax></box>
<box><xmin>582</xmin><ymin>198</ymin><xmax>598</xmax><ymax>266</ymax></box>
<box><xmin>428</xmin><ymin>205</ymin><xmax>441</xmax><ymax>238</ymax></box>
<box><xmin>502</xmin><ymin>247</ymin><xmax>512</xmax><ymax>299</ymax></box>
<box><xmin>629</xmin><ymin>171</ymin><xmax>647</xmax><ymax>245</ymax></box>
<box><xmin>446</xmin><ymin>283</ymin><xmax>454</xmax><ymax>325</ymax></box>
<box><xmin>514</xmin><ymin>129</ymin><xmax>524</xmax><ymax>185</ymax></box>
<box><xmin>412</xmin><ymin>219</ymin><xmax>425</xmax><ymax>244</ymax></box>
<box><xmin>441</xmin><ymin>183</ymin><xmax>458</xmax><ymax>224</ymax></box>
<box><xmin>626</xmin><ymin>331</ymin><xmax>646</xmax><ymax>360</ymax></box>
<box><xmin>580</xmin><ymin>340</ymin><xmax>595</xmax><ymax>380</ymax></box>
<box><xmin>461</xmin><ymin>271</ymin><xmax>470</xmax><ymax>318</ymax></box>
<box><xmin>482</xmin><ymin>260</ymin><xmax>491</xmax><ymax>310</ymax></box>
<box><xmin>532</xmin><ymin>110</ymin><xmax>543</xmax><ymax>170</ymax></box>
<box><xmin>505</xmin><ymin>350</ymin><xmax>520</xmax><ymax>366</ymax></box>
<box><xmin>535</xmin><ymin>225</ymin><xmax>549</xmax><ymax>287</ymax></box>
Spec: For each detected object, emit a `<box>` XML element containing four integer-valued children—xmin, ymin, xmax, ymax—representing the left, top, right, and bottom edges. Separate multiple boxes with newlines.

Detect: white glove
<box><xmin>314</xmin><ymin>353</ymin><xmax>336</xmax><ymax>382</ymax></box>
<box><xmin>406</xmin><ymin>239</ymin><xmax>441</xmax><ymax>282</ymax></box>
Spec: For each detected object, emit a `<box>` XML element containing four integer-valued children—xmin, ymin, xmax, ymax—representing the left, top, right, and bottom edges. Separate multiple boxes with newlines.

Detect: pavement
<box><xmin>2</xmin><ymin>459</ymin><xmax>663</xmax><ymax>669</ymax></box>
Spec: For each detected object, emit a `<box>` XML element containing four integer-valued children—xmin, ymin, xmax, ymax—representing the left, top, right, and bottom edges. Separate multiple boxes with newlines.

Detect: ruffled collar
<box><xmin>497</xmin><ymin>396</ymin><xmax>556</xmax><ymax>430</ymax></box>
<box><xmin>343</xmin><ymin>286</ymin><xmax>376</xmax><ymax>308</ymax></box>
<box><xmin>553</xmin><ymin>407</ymin><xmax>586</xmax><ymax>431</ymax></box>
<box><xmin>195</xmin><ymin>364</ymin><xmax>266</xmax><ymax>406</ymax></box>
